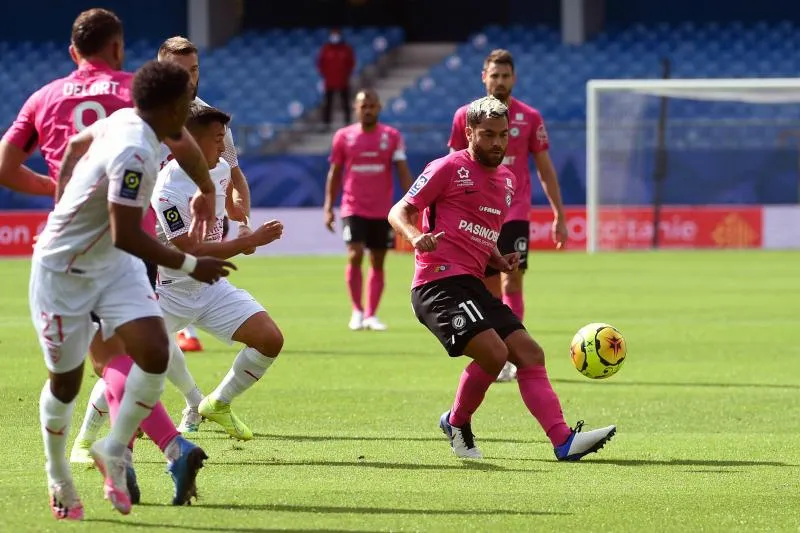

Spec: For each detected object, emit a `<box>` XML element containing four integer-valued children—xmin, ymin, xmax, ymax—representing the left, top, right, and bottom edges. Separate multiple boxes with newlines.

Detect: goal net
<box><xmin>585</xmin><ymin>78</ymin><xmax>800</xmax><ymax>253</ymax></box>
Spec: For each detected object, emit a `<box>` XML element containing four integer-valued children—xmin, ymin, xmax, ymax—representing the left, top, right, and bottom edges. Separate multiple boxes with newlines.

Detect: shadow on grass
<box><xmin>195</xmin><ymin>502</ymin><xmax>568</xmax><ymax>517</ymax></box>
<box><xmin>136</xmin><ymin>458</ymin><xmax>537</xmax><ymax>473</ymax></box>
<box><xmin>551</xmin><ymin>378</ymin><xmax>800</xmax><ymax>390</ymax></box>
<box><xmin>253</xmin><ymin>432</ymin><xmax>543</xmax><ymax>445</ymax></box>
<box><xmin>86</xmin><ymin>520</ymin><xmax>380</xmax><ymax>533</ymax></box>
<box><xmin>503</xmin><ymin>457</ymin><xmax>795</xmax><ymax>467</ymax></box>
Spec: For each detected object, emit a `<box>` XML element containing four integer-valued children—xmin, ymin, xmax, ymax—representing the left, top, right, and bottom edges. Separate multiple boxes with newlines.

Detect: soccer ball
<box><xmin>570</xmin><ymin>323</ymin><xmax>627</xmax><ymax>379</ymax></box>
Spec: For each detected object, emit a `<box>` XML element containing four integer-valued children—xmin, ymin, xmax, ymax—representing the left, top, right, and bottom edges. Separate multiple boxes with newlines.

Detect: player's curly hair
<box><xmin>71</xmin><ymin>8</ymin><xmax>123</xmax><ymax>57</ymax></box>
<box><xmin>466</xmin><ymin>96</ymin><xmax>508</xmax><ymax>127</ymax></box>
<box><xmin>132</xmin><ymin>61</ymin><xmax>191</xmax><ymax>112</ymax></box>
<box><xmin>186</xmin><ymin>103</ymin><xmax>231</xmax><ymax>130</ymax></box>
<box><xmin>483</xmin><ymin>49</ymin><xmax>515</xmax><ymax>72</ymax></box>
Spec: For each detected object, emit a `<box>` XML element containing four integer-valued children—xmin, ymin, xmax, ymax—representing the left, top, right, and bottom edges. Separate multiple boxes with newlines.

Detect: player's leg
<box><xmin>159</xmin><ymin>292</ymin><xmax>205</xmax><ymax>429</ymax></box>
<box><xmin>197</xmin><ymin>282</ymin><xmax>282</xmax><ymax>440</ymax></box>
<box><xmin>362</xmin><ymin>219</ymin><xmax>393</xmax><ymax>331</ymax></box>
<box><xmin>103</xmin><ymin>355</ymin><xmax>207</xmax><ymax>505</ymax></box>
<box><xmin>342</xmin><ymin>86</ymin><xmax>352</xmax><ymax>123</ymax></box>
<box><xmin>342</xmin><ymin>216</ymin><xmax>367</xmax><ymax>329</ymax></box>
<box><xmin>30</xmin><ymin>263</ymin><xmax>97</xmax><ymax>520</ymax></box>
<box><xmin>412</xmin><ymin>276</ymin><xmax>508</xmax><ymax>459</ymax></box>
<box><xmin>88</xmin><ymin>263</ymin><xmax>168</xmax><ymax>515</ymax></box>
<box><xmin>70</xmin><ymin>325</ymin><xmax>125</xmax><ymax>464</ymax></box>
<box><xmin>323</xmin><ymin>88</ymin><xmax>334</xmax><ymax>129</ymax></box>
<box><xmin>504</xmin><ymin>329</ymin><xmax>616</xmax><ymax>461</ymax></box>
<box><xmin>500</xmin><ymin>221</ymin><xmax>529</xmax><ymax>321</ymax></box>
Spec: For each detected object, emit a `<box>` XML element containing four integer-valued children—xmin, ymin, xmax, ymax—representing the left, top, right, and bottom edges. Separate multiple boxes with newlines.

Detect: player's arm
<box><xmin>220</xmin><ymin>127</ymin><xmax>250</xmax><ymax>223</ymax></box>
<box><xmin>393</xmin><ymin>134</ymin><xmax>413</xmax><ymax>192</ymax></box>
<box><xmin>0</xmin><ymin>141</ymin><xmax>54</xmax><ymax>196</ymax></box>
<box><xmin>532</xmin><ymin>150</ymin><xmax>567</xmax><ymax>248</ymax></box>
<box><xmin>0</xmin><ymin>90</ymin><xmax>54</xmax><ymax>196</ymax></box>
<box><xmin>323</xmin><ymin>131</ymin><xmax>346</xmax><ymax>232</ymax></box>
<box><xmin>108</xmin><ymin>155</ymin><xmax>234</xmax><ymax>282</ymax></box>
<box><xmin>155</xmin><ymin>192</ymin><xmax>281</xmax><ymax>259</ymax></box>
<box><xmin>323</xmin><ymin>163</ymin><xmax>343</xmax><ymax>232</ymax></box>
<box><xmin>55</xmin><ymin>128</ymin><xmax>96</xmax><ymax>200</ymax></box>
<box><xmin>388</xmin><ymin>164</ymin><xmax>448</xmax><ymax>251</ymax></box>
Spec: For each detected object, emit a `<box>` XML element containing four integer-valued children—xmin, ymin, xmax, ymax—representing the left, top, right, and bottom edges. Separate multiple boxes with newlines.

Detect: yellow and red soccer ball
<box><xmin>570</xmin><ymin>323</ymin><xmax>627</xmax><ymax>379</ymax></box>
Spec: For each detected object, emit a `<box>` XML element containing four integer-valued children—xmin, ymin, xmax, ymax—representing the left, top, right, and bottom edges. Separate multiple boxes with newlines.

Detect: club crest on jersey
<box><xmin>510</xmin><ymin>127</ymin><xmax>520</xmax><ymax>137</ymax></box>
<box><xmin>162</xmin><ymin>206</ymin><xmax>185</xmax><ymax>232</ymax></box>
<box><xmin>120</xmin><ymin>170</ymin><xmax>142</xmax><ymax>200</ymax></box>
<box><xmin>408</xmin><ymin>175</ymin><xmax>429</xmax><ymax>197</ymax></box>
<box><xmin>505</xmin><ymin>192</ymin><xmax>512</xmax><ymax>207</ymax></box>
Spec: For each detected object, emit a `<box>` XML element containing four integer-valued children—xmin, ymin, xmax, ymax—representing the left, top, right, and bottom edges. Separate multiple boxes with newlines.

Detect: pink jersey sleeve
<box><xmin>529</xmin><ymin>110</ymin><xmax>550</xmax><ymax>154</ymax></box>
<box><xmin>447</xmin><ymin>107</ymin><xmax>468</xmax><ymax>151</ymax></box>
<box><xmin>392</xmin><ymin>129</ymin><xmax>407</xmax><ymax>161</ymax></box>
<box><xmin>329</xmin><ymin>130</ymin><xmax>346</xmax><ymax>166</ymax></box>
<box><xmin>404</xmin><ymin>158</ymin><xmax>451</xmax><ymax>211</ymax></box>
<box><xmin>2</xmin><ymin>88</ymin><xmax>44</xmax><ymax>153</ymax></box>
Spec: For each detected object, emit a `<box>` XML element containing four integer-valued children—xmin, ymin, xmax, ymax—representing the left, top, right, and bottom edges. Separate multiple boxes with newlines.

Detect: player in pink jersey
<box><xmin>448</xmin><ymin>49</ymin><xmax>568</xmax><ymax>382</ymax></box>
<box><xmin>390</xmin><ymin>96</ymin><xmax>615</xmax><ymax>462</ymax></box>
<box><xmin>323</xmin><ymin>89</ymin><xmax>414</xmax><ymax>331</ymax></box>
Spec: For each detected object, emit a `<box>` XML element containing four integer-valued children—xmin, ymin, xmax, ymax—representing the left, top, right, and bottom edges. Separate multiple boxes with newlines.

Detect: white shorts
<box><xmin>29</xmin><ymin>256</ymin><xmax>162</xmax><ymax>373</ymax></box>
<box><xmin>157</xmin><ymin>278</ymin><xmax>265</xmax><ymax>344</ymax></box>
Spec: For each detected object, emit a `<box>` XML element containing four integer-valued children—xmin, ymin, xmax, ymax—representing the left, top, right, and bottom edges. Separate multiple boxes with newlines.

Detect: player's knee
<box><xmin>347</xmin><ymin>246</ymin><xmax>365</xmax><ymax>264</ymax></box>
<box><xmin>135</xmin><ymin>330</ymin><xmax>171</xmax><ymax>374</ymax></box>
<box><xmin>50</xmin><ymin>371</ymin><xmax>82</xmax><ymax>403</ymax></box>
<box><xmin>250</xmin><ymin>323</ymin><xmax>284</xmax><ymax>357</ymax></box>
<box><xmin>513</xmin><ymin>337</ymin><xmax>545</xmax><ymax>368</ymax></box>
<box><xmin>502</xmin><ymin>272</ymin><xmax>523</xmax><ymax>293</ymax></box>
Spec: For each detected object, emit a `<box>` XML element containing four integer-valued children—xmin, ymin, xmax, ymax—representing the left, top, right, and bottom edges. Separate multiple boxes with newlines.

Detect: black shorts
<box><xmin>411</xmin><ymin>274</ymin><xmax>525</xmax><ymax>357</ymax></box>
<box><xmin>90</xmin><ymin>260</ymin><xmax>157</xmax><ymax>325</ymax></box>
<box><xmin>484</xmin><ymin>220</ymin><xmax>530</xmax><ymax>277</ymax></box>
<box><xmin>342</xmin><ymin>215</ymin><xmax>395</xmax><ymax>250</ymax></box>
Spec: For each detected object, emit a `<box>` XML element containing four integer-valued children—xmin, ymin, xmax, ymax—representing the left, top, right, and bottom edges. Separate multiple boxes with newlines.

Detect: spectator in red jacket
<box><xmin>317</xmin><ymin>28</ymin><xmax>356</xmax><ymax>129</ymax></box>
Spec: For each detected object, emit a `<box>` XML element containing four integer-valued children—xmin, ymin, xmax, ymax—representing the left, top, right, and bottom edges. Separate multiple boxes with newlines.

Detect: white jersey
<box><xmin>158</xmin><ymin>96</ymin><xmax>239</xmax><ymax>170</ymax></box>
<box><xmin>34</xmin><ymin>108</ymin><xmax>160</xmax><ymax>274</ymax></box>
<box><xmin>153</xmin><ymin>157</ymin><xmax>230</xmax><ymax>291</ymax></box>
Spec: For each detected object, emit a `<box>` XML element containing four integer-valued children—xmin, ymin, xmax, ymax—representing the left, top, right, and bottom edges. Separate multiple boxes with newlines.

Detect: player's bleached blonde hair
<box><xmin>466</xmin><ymin>96</ymin><xmax>508</xmax><ymax>127</ymax></box>
<box><xmin>157</xmin><ymin>36</ymin><xmax>198</xmax><ymax>59</ymax></box>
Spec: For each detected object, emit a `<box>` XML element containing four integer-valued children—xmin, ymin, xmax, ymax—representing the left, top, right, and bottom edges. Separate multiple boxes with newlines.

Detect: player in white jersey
<box><xmin>152</xmin><ymin>103</ymin><xmax>284</xmax><ymax>440</ymax></box>
<box><xmin>158</xmin><ymin>36</ymin><xmax>252</xmax><ymax>353</ymax></box>
<box><xmin>30</xmin><ymin>61</ymin><xmax>234</xmax><ymax>518</ymax></box>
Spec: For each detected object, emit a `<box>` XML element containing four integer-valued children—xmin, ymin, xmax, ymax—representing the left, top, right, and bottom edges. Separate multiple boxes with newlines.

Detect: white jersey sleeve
<box><xmin>221</xmin><ymin>126</ymin><xmax>239</xmax><ymax>168</ymax></box>
<box><xmin>107</xmin><ymin>147</ymin><xmax>155</xmax><ymax>208</ymax></box>
<box><xmin>153</xmin><ymin>167</ymin><xmax>192</xmax><ymax>241</ymax></box>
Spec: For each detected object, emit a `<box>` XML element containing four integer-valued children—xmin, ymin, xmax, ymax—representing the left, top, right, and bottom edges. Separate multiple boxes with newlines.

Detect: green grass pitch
<box><xmin>0</xmin><ymin>250</ymin><xmax>798</xmax><ymax>532</ymax></box>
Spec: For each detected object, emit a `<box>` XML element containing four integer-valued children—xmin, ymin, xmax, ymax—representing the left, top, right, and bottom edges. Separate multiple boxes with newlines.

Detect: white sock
<box><xmin>75</xmin><ymin>379</ymin><xmax>108</xmax><ymax>442</ymax></box>
<box><xmin>108</xmin><ymin>364</ymin><xmax>165</xmax><ymax>457</ymax></box>
<box><xmin>39</xmin><ymin>381</ymin><xmax>76</xmax><ymax>484</ymax></box>
<box><xmin>181</xmin><ymin>325</ymin><xmax>198</xmax><ymax>339</ymax></box>
<box><xmin>166</xmin><ymin>340</ymin><xmax>203</xmax><ymax>408</ymax></box>
<box><xmin>163</xmin><ymin>437</ymin><xmax>181</xmax><ymax>462</ymax></box>
<box><xmin>211</xmin><ymin>347</ymin><xmax>275</xmax><ymax>404</ymax></box>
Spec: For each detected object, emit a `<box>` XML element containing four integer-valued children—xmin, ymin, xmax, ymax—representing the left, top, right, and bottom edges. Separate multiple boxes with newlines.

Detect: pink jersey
<box><xmin>448</xmin><ymin>98</ymin><xmax>549</xmax><ymax>222</ymax></box>
<box><xmin>329</xmin><ymin>122</ymin><xmax>406</xmax><ymax>219</ymax></box>
<box><xmin>2</xmin><ymin>60</ymin><xmax>133</xmax><ymax>181</ymax></box>
<box><xmin>404</xmin><ymin>150</ymin><xmax>516</xmax><ymax>288</ymax></box>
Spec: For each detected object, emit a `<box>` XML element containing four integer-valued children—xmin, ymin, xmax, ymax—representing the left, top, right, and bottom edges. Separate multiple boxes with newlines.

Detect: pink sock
<box><xmin>345</xmin><ymin>264</ymin><xmax>363</xmax><ymax>312</ymax></box>
<box><xmin>103</xmin><ymin>356</ymin><xmax>180</xmax><ymax>454</ymax></box>
<box><xmin>503</xmin><ymin>292</ymin><xmax>525</xmax><ymax>321</ymax></box>
<box><xmin>449</xmin><ymin>361</ymin><xmax>497</xmax><ymax>427</ymax></box>
<box><xmin>365</xmin><ymin>268</ymin><xmax>384</xmax><ymax>318</ymax></box>
<box><xmin>517</xmin><ymin>365</ymin><xmax>572</xmax><ymax>446</ymax></box>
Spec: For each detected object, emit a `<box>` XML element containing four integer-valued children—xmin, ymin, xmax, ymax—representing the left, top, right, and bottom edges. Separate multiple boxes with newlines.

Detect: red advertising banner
<box><xmin>0</xmin><ymin>211</ymin><xmax>49</xmax><ymax>256</ymax></box>
<box><xmin>529</xmin><ymin>206</ymin><xmax>763</xmax><ymax>250</ymax></box>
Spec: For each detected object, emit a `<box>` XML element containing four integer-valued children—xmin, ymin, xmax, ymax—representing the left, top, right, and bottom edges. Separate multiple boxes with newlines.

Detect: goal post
<box><xmin>585</xmin><ymin>78</ymin><xmax>800</xmax><ymax>253</ymax></box>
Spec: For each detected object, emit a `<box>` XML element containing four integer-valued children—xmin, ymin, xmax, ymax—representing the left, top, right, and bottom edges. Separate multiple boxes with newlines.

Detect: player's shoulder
<box><xmin>213</xmin><ymin>158</ymin><xmax>231</xmax><ymax>175</ymax></box>
<box><xmin>158</xmin><ymin>159</ymin><xmax>194</xmax><ymax>189</ymax></box>
<box><xmin>498</xmin><ymin>164</ymin><xmax>517</xmax><ymax>185</ymax></box>
<box><xmin>511</xmin><ymin>98</ymin><xmax>544</xmax><ymax>119</ymax></box>
<box><xmin>378</xmin><ymin>123</ymin><xmax>401</xmax><ymax>136</ymax></box>
<box><xmin>332</xmin><ymin>123</ymin><xmax>356</xmax><ymax>142</ymax></box>
<box><xmin>453</xmin><ymin>104</ymin><xmax>469</xmax><ymax>120</ymax></box>
<box><xmin>424</xmin><ymin>150</ymin><xmax>461</xmax><ymax>176</ymax></box>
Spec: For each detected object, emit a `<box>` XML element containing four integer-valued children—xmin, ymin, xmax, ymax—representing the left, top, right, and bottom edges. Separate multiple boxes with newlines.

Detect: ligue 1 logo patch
<box><xmin>408</xmin><ymin>175</ymin><xmax>429</xmax><ymax>197</ymax></box>
<box><xmin>120</xmin><ymin>169</ymin><xmax>142</xmax><ymax>200</ymax></box>
<box><xmin>162</xmin><ymin>206</ymin><xmax>185</xmax><ymax>232</ymax></box>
